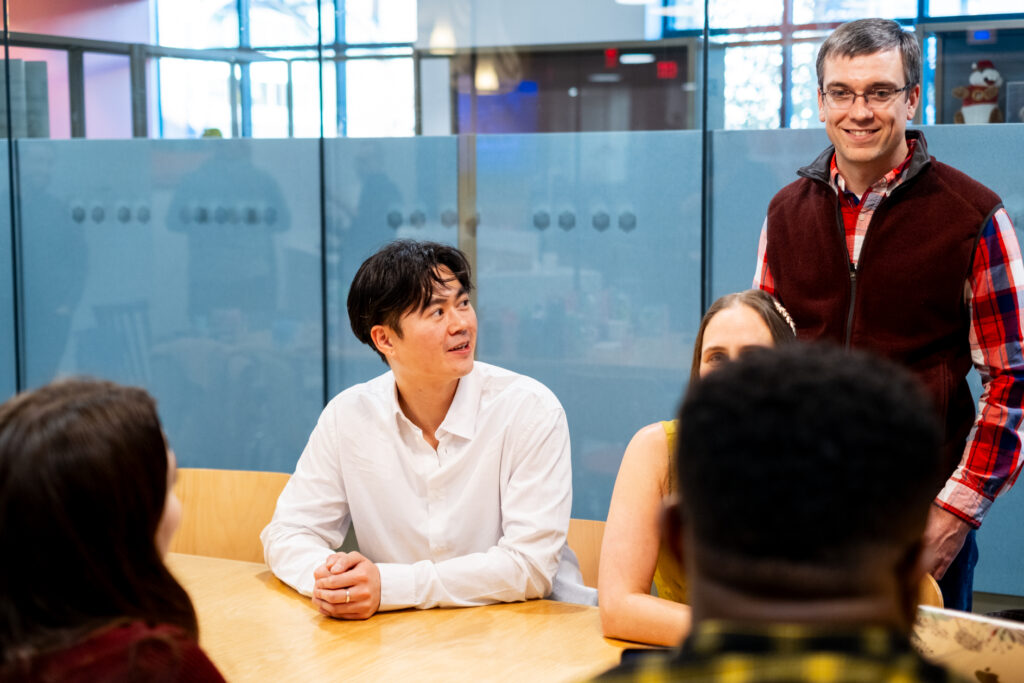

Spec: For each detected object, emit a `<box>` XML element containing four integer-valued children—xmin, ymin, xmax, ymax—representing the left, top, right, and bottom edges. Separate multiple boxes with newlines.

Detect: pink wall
<box><xmin>9</xmin><ymin>0</ymin><xmax>153</xmax><ymax>138</ymax></box>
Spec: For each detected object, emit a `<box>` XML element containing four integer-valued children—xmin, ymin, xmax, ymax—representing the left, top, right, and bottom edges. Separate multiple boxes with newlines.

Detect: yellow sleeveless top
<box><xmin>651</xmin><ymin>419</ymin><xmax>688</xmax><ymax>604</ymax></box>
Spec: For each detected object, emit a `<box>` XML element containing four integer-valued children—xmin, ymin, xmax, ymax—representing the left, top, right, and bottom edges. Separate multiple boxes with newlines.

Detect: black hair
<box><xmin>817</xmin><ymin>18</ymin><xmax>921</xmax><ymax>91</ymax></box>
<box><xmin>677</xmin><ymin>343</ymin><xmax>943</xmax><ymax>590</ymax></box>
<box><xmin>347</xmin><ymin>239</ymin><xmax>473</xmax><ymax>363</ymax></box>
<box><xmin>0</xmin><ymin>379</ymin><xmax>198</xmax><ymax>671</ymax></box>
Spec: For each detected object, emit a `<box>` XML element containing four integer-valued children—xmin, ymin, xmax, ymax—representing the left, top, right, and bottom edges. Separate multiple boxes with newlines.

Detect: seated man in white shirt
<box><xmin>261</xmin><ymin>239</ymin><xmax>588</xmax><ymax>618</ymax></box>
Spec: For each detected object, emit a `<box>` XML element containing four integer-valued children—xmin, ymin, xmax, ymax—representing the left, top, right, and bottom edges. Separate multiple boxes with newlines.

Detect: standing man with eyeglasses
<box><xmin>754</xmin><ymin>18</ymin><xmax>1024</xmax><ymax>611</ymax></box>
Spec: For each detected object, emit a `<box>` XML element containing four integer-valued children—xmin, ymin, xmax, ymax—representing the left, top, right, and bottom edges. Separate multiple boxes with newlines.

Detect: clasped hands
<box><xmin>312</xmin><ymin>551</ymin><xmax>381</xmax><ymax>620</ymax></box>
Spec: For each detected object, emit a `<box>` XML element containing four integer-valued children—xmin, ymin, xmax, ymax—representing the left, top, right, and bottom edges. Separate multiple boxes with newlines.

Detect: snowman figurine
<box><xmin>953</xmin><ymin>60</ymin><xmax>1004</xmax><ymax>124</ymax></box>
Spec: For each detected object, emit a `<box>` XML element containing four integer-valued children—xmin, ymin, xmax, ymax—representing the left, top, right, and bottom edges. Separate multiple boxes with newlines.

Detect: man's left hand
<box><xmin>312</xmin><ymin>551</ymin><xmax>382</xmax><ymax>619</ymax></box>
<box><xmin>922</xmin><ymin>506</ymin><xmax>972</xmax><ymax>580</ymax></box>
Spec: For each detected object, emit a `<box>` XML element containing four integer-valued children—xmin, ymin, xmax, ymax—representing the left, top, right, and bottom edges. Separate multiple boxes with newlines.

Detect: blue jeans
<box><xmin>937</xmin><ymin>528</ymin><xmax>978</xmax><ymax>611</ymax></box>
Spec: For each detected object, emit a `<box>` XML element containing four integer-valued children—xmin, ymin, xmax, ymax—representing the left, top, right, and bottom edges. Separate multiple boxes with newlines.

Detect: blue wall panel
<box><xmin>475</xmin><ymin>131</ymin><xmax>702</xmax><ymax>520</ymax></box>
<box><xmin>17</xmin><ymin>139</ymin><xmax>323</xmax><ymax>472</ymax></box>
<box><xmin>710</xmin><ymin>127</ymin><xmax>828</xmax><ymax>298</ymax></box>
<box><xmin>323</xmin><ymin>136</ymin><xmax>459</xmax><ymax>398</ymax></box>
<box><xmin>924</xmin><ymin>123</ymin><xmax>1024</xmax><ymax>597</ymax></box>
<box><xmin>0</xmin><ymin>155</ymin><xmax>13</xmax><ymax>401</ymax></box>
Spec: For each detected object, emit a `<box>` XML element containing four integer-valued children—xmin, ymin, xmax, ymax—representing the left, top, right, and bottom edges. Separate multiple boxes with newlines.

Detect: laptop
<box><xmin>912</xmin><ymin>605</ymin><xmax>1024</xmax><ymax>682</ymax></box>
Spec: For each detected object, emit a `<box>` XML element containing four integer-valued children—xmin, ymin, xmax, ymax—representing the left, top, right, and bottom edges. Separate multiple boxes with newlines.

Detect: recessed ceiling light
<box><xmin>619</xmin><ymin>53</ymin><xmax>656</xmax><ymax>65</ymax></box>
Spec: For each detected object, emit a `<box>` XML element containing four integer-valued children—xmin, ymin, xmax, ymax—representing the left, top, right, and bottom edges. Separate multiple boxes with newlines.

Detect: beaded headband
<box><xmin>771</xmin><ymin>297</ymin><xmax>797</xmax><ymax>336</ymax></box>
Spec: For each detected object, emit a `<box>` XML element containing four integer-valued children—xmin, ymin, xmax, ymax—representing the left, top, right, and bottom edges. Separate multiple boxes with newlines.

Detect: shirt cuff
<box><xmin>935</xmin><ymin>478</ymin><xmax>992</xmax><ymax>528</ymax></box>
<box><xmin>377</xmin><ymin>562</ymin><xmax>418</xmax><ymax>611</ymax></box>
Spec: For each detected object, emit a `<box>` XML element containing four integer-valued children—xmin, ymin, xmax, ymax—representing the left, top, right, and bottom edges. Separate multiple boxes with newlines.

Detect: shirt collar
<box><xmin>387</xmin><ymin>363</ymin><xmax>480</xmax><ymax>441</ymax></box>
<box><xmin>829</xmin><ymin>139</ymin><xmax>916</xmax><ymax>201</ymax></box>
<box><xmin>439</xmin><ymin>363</ymin><xmax>480</xmax><ymax>440</ymax></box>
<box><xmin>678</xmin><ymin>619</ymin><xmax>910</xmax><ymax>660</ymax></box>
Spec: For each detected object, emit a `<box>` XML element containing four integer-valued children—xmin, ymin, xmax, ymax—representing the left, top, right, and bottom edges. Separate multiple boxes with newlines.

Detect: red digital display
<box><xmin>656</xmin><ymin>60</ymin><xmax>679</xmax><ymax>79</ymax></box>
<box><xmin>604</xmin><ymin>48</ymin><xmax>619</xmax><ymax>69</ymax></box>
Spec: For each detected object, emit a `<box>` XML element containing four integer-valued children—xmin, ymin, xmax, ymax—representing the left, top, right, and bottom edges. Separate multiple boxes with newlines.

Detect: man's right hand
<box><xmin>312</xmin><ymin>551</ymin><xmax>382</xmax><ymax>620</ymax></box>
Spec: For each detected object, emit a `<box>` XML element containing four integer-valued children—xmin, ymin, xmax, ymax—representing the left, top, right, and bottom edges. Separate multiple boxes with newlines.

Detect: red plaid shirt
<box><xmin>754</xmin><ymin>147</ymin><xmax>1024</xmax><ymax>527</ymax></box>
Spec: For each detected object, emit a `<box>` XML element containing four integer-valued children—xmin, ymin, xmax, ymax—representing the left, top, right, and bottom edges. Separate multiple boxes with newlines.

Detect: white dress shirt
<box><xmin>261</xmin><ymin>361</ymin><xmax>587</xmax><ymax>610</ymax></box>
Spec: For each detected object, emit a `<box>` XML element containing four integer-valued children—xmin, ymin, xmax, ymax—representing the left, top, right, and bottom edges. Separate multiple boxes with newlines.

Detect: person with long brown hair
<box><xmin>0</xmin><ymin>379</ymin><xmax>223</xmax><ymax>681</ymax></box>
<box><xmin>598</xmin><ymin>290</ymin><xmax>796</xmax><ymax>645</ymax></box>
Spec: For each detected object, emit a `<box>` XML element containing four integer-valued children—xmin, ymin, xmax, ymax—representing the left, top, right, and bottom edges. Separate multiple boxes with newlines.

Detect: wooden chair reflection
<box><xmin>169</xmin><ymin>468</ymin><xmax>290</xmax><ymax>563</ymax></box>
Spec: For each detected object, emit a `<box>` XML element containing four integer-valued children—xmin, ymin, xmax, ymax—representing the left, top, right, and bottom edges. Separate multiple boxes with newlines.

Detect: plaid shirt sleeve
<box><xmin>753</xmin><ymin>218</ymin><xmax>776</xmax><ymax>295</ymax></box>
<box><xmin>937</xmin><ymin>207</ymin><xmax>1024</xmax><ymax>527</ymax></box>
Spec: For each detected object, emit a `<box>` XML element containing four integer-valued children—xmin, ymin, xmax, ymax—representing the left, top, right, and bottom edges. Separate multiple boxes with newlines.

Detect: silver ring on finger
<box><xmin>345</xmin><ymin>589</ymin><xmax>351</xmax><ymax>604</ymax></box>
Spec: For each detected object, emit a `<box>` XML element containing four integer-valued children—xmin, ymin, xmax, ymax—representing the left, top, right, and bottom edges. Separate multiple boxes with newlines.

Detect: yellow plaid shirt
<box><xmin>593</xmin><ymin>621</ymin><xmax>968</xmax><ymax>682</ymax></box>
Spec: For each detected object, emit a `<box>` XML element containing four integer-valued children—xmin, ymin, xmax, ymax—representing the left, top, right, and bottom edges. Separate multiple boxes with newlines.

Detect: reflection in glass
<box><xmin>18</xmin><ymin>139</ymin><xmax>322</xmax><ymax>470</ymax></box>
<box><xmin>475</xmin><ymin>132</ymin><xmax>701</xmax><ymax>519</ymax></box>
<box><xmin>345</xmin><ymin>0</ymin><xmax>417</xmax><ymax>44</ymax></box>
<box><xmin>249</xmin><ymin>0</ymin><xmax>328</xmax><ymax>47</ymax></box>
<box><xmin>156</xmin><ymin>0</ymin><xmax>239</xmax><ymax>49</ymax></box>
<box><xmin>84</xmin><ymin>54</ymin><xmax>132</xmax><ymax>139</ymax></box>
<box><xmin>0</xmin><ymin>159</ymin><xmax>14</xmax><ymax>400</ymax></box>
<box><xmin>5</xmin><ymin>47</ymin><xmax>70</xmax><ymax>139</ymax></box>
<box><xmin>712</xmin><ymin>1</ymin><xmax>781</xmax><ymax>29</ymax></box>
<box><xmin>11</xmin><ymin>0</ymin><xmax>153</xmax><ymax>43</ymax></box>
<box><xmin>724</xmin><ymin>45</ymin><xmax>783</xmax><ymax>129</ymax></box>
<box><xmin>346</xmin><ymin>58</ymin><xmax>416</xmax><ymax>137</ymax></box>
<box><xmin>294</xmin><ymin>59</ymin><xmax>335</xmax><ymax>138</ymax></box>
<box><xmin>789</xmin><ymin>41</ymin><xmax>822</xmax><ymax>129</ymax></box>
<box><xmin>324</xmin><ymin>138</ymin><xmax>458</xmax><ymax>395</ymax></box>
<box><xmin>250</xmin><ymin>61</ymin><xmax>292</xmax><ymax>138</ymax></box>
<box><xmin>665</xmin><ymin>0</ymin><xmax>779</xmax><ymax>30</ymax></box>
<box><xmin>158</xmin><ymin>59</ymin><xmax>234</xmax><ymax>138</ymax></box>
<box><xmin>927</xmin><ymin>0</ymin><xmax>1024</xmax><ymax>16</ymax></box>
<box><xmin>792</xmin><ymin>0</ymin><xmax>915</xmax><ymax>24</ymax></box>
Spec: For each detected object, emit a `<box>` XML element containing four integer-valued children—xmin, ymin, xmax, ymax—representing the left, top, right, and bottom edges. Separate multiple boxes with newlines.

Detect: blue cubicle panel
<box><xmin>16</xmin><ymin>139</ymin><xmax>323</xmax><ymax>472</ymax></box>
<box><xmin>323</xmin><ymin>136</ymin><xmax>459</xmax><ymax>398</ymax></box>
<box><xmin>924</xmin><ymin>123</ymin><xmax>1024</xmax><ymax>598</ymax></box>
<box><xmin>709</xmin><ymin>127</ymin><xmax>828</xmax><ymax>298</ymax></box>
<box><xmin>475</xmin><ymin>131</ymin><xmax>703</xmax><ymax>520</ymax></box>
<box><xmin>0</xmin><ymin>158</ymin><xmax>14</xmax><ymax>402</ymax></box>
<box><xmin>710</xmin><ymin>124</ymin><xmax>1024</xmax><ymax>597</ymax></box>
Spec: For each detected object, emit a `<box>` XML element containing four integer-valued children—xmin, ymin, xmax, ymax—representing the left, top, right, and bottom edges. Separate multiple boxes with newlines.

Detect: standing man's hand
<box><xmin>922</xmin><ymin>506</ymin><xmax>972</xmax><ymax>579</ymax></box>
<box><xmin>312</xmin><ymin>551</ymin><xmax>382</xmax><ymax>619</ymax></box>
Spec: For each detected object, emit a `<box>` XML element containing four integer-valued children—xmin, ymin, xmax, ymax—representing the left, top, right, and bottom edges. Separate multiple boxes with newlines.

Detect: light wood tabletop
<box><xmin>165</xmin><ymin>553</ymin><xmax>633</xmax><ymax>682</ymax></box>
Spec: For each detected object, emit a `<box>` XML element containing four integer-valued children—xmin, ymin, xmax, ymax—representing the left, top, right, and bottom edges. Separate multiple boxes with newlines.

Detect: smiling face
<box><xmin>818</xmin><ymin>49</ymin><xmax>919</xmax><ymax>186</ymax></box>
<box><xmin>698</xmin><ymin>303</ymin><xmax>776</xmax><ymax>378</ymax></box>
<box><xmin>371</xmin><ymin>266</ymin><xmax>477</xmax><ymax>388</ymax></box>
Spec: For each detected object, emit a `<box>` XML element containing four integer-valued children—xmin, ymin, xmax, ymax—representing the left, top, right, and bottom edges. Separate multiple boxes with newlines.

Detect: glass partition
<box><xmin>324</xmin><ymin>136</ymin><xmax>459</xmax><ymax>396</ymax></box>
<box><xmin>0</xmin><ymin>157</ymin><xmax>14</xmax><ymax>401</ymax></box>
<box><xmin>475</xmin><ymin>131</ymin><xmax>702</xmax><ymax>520</ymax></box>
<box><xmin>17</xmin><ymin>139</ymin><xmax>323</xmax><ymax>471</ymax></box>
<box><xmin>709</xmin><ymin>127</ymin><xmax>826</xmax><ymax>297</ymax></box>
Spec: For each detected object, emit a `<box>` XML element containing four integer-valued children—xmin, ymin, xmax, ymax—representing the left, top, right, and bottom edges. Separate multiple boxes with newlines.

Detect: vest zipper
<box><xmin>832</xmin><ymin>199</ymin><xmax>857</xmax><ymax>348</ymax></box>
<box><xmin>845</xmin><ymin>264</ymin><xmax>856</xmax><ymax>349</ymax></box>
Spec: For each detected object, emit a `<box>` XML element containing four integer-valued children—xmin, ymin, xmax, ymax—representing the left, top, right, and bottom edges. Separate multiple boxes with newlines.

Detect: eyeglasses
<box><xmin>821</xmin><ymin>84</ymin><xmax>913</xmax><ymax>109</ymax></box>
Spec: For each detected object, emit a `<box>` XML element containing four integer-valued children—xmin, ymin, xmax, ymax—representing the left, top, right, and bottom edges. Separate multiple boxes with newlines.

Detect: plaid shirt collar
<box><xmin>830</xmin><ymin>139</ymin><xmax>917</xmax><ymax>205</ymax></box>
<box><xmin>676</xmin><ymin>619</ymin><xmax>915</xmax><ymax>661</ymax></box>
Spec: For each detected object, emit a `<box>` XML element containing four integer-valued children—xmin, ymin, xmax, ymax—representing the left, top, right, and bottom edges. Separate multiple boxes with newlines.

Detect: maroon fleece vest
<box><xmin>767</xmin><ymin>136</ymin><xmax>1003</xmax><ymax>464</ymax></box>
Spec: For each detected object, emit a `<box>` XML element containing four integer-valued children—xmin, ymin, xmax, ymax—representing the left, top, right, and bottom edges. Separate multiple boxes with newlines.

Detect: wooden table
<box><xmin>166</xmin><ymin>553</ymin><xmax>633</xmax><ymax>682</ymax></box>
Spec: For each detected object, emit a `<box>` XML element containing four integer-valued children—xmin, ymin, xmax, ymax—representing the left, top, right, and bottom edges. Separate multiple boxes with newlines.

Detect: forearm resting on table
<box><xmin>377</xmin><ymin>542</ymin><xmax>558</xmax><ymax>610</ymax></box>
<box><xmin>599</xmin><ymin>589</ymin><xmax>691</xmax><ymax>647</ymax></box>
<box><xmin>261</xmin><ymin>527</ymin><xmax>336</xmax><ymax>596</ymax></box>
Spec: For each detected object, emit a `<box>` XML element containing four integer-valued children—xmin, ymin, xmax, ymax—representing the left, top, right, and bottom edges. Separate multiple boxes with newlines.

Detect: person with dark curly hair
<box><xmin>596</xmin><ymin>344</ymin><xmax>965</xmax><ymax>682</ymax></box>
